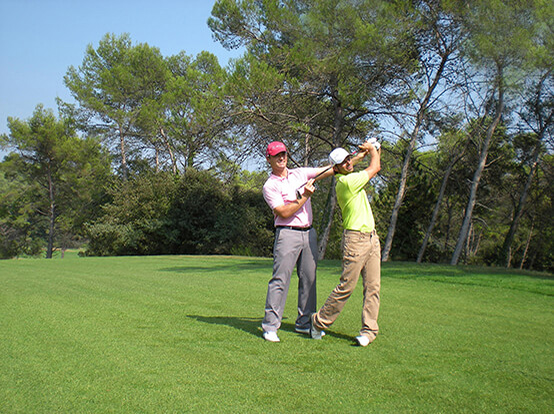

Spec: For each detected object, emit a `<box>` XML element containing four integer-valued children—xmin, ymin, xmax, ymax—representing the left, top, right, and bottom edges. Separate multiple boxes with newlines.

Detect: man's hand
<box><xmin>274</xmin><ymin>179</ymin><xmax>316</xmax><ymax>218</ymax></box>
<box><xmin>368</xmin><ymin>137</ymin><xmax>381</xmax><ymax>151</ymax></box>
<box><xmin>302</xmin><ymin>179</ymin><xmax>315</xmax><ymax>198</ymax></box>
<box><xmin>359</xmin><ymin>138</ymin><xmax>380</xmax><ymax>153</ymax></box>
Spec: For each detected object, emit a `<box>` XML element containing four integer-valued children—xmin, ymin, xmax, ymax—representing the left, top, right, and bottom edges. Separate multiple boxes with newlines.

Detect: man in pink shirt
<box><xmin>261</xmin><ymin>141</ymin><xmax>334</xmax><ymax>342</ymax></box>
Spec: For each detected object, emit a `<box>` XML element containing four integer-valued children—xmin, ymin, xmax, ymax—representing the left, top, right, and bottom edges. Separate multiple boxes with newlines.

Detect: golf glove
<box><xmin>368</xmin><ymin>137</ymin><xmax>381</xmax><ymax>151</ymax></box>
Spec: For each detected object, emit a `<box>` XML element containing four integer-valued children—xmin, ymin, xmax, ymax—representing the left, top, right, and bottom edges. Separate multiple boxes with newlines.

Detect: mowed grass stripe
<box><xmin>1</xmin><ymin>256</ymin><xmax>552</xmax><ymax>413</ymax></box>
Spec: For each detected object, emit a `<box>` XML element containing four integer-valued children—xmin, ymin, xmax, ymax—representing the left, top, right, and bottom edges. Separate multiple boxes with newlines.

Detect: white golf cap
<box><xmin>329</xmin><ymin>148</ymin><xmax>350</xmax><ymax>165</ymax></box>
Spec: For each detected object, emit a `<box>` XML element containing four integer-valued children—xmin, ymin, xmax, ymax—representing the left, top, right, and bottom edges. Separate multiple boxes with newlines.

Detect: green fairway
<box><xmin>1</xmin><ymin>255</ymin><xmax>552</xmax><ymax>413</ymax></box>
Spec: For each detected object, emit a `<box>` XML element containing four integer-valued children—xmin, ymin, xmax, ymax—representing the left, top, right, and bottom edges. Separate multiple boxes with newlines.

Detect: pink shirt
<box><xmin>263</xmin><ymin>167</ymin><xmax>319</xmax><ymax>227</ymax></box>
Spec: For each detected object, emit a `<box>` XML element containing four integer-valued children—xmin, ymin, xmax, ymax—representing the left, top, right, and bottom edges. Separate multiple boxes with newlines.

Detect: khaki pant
<box><xmin>313</xmin><ymin>229</ymin><xmax>381</xmax><ymax>339</ymax></box>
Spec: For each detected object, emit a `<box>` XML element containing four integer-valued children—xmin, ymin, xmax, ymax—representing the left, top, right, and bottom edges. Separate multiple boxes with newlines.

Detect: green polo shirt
<box><xmin>335</xmin><ymin>170</ymin><xmax>375</xmax><ymax>232</ymax></box>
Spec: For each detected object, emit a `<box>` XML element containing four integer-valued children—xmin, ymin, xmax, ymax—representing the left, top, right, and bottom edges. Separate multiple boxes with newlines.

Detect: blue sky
<box><xmin>0</xmin><ymin>0</ymin><xmax>242</xmax><ymax>157</ymax></box>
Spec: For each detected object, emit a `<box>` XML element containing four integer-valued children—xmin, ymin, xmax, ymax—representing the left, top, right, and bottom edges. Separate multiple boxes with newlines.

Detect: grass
<box><xmin>1</xmin><ymin>255</ymin><xmax>552</xmax><ymax>413</ymax></box>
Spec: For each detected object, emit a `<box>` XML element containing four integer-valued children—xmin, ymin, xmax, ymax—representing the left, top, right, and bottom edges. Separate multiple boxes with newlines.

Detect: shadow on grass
<box><xmin>158</xmin><ymin>257</ymin><xmax>552</xmax><ymax>280</ymax></box>
<box><xmin>186</xmin><ymin>314</ymin><xmax>355</xmax><ymax>342</ymax></box>
<box><xmin>381</xmin><ymin>261</ymin><xmax>553</xmax><ymax>280</ymax></box>
<box><xmin>187</xmin><ymin>315</ymin><xmax>262</xmax><ymax>337</ymax></box>
<box><xmin>160</xmin><ymin>261</ymin><xmax>271</xmax><ymax>274</ymax></box>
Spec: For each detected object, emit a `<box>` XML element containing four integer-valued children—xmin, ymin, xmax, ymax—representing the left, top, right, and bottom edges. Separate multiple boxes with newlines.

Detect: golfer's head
<box><xmin>329</xmin><ymin>148</ymin><xmax>353</xmax><ymax>174</ymax></box>
<box><xmin>266</xmin><ymin>141</ymin><xmax>288</xmax><ymax>169</ymax></box>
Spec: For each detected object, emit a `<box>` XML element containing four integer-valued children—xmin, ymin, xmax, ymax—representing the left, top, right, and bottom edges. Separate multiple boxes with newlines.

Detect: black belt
<box><xmin>276</xmin><ymin>225</ymin><xmax>313</xmax><ymax>231</ymax></box>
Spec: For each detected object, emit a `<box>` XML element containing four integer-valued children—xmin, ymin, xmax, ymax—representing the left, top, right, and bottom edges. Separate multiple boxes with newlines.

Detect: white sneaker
<box><xmin>263</xmin><ymin>331</ymin><xmax>280</xmax><ymax>342</ymax></box>
<box><xmin>356</xmin><ymin>335</ymin><xmax>371</xmax><ymax>347</ymax></box>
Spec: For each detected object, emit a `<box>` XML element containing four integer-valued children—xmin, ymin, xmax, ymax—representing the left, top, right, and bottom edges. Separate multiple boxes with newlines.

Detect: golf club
<box><xmin>295</xmin><ymin>165</ymin><xmax>335</xmax><ymax>199</ymax></box>
<box><xmin>295</xmin><ymin>149</ymin><xmax>360</xmax><ymax>199</ymax></box>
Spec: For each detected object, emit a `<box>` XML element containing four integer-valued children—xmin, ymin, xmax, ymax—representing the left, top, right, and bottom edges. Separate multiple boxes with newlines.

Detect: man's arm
<box><xmin>273</xmin><ymin>179</ymin><xmax>315</xmax><ymax>219</ymax></box>
<box><xmin>314</xmin><ymin>148</ymin><xmax>369</xmax><ymax>181</ymax></box>
<box><xmin>359</xmin><ymin>141</ymin><xmax>380</xmax><ymax>179</ymax></box>
<box><xmin>313</xmin><ymin>165</ymin><xmax>335</xmax><ymax>181</ymax></box>
<box><xmin>312</xmin><ymin>140</ymin><xmax>379</xmax><ymax>181</ymax></box>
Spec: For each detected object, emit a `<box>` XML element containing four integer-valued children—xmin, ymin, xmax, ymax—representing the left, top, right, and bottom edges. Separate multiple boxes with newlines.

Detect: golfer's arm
<box><xmin>314</xmin><ymin>165</ymin><xmax>335</xmax><ymax>181</ymax></box>
<box><xmin>363</xmin><ymin>148</ymin><xmax>381</xmax><ymax>179</ymax></box>
<box><xmin>273</xmin><ymin>196</ymin><xmax>310</xmax><ymax>219</ymax></box>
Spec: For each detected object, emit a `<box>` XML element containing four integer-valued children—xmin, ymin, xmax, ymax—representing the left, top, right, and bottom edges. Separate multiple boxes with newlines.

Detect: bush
<box><xmin>84</xmin><ymin>170</ymin><xmax>274</xmax><ymax>257</ymax></box>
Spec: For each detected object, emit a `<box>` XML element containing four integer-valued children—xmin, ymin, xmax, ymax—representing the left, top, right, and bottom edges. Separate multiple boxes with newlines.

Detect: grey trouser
<box><xmin>262</xmin><ymin>227</ymin><xmax>318</xmax><ymax>332</ymax></box>
<box><xmin>313</xmin><ymin>229</ymin><xmax>381</xmax><ymax>339</ymax></box>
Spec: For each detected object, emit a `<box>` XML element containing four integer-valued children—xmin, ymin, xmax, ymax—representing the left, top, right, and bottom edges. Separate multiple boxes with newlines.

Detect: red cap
<box><xmin>266</xmin><ymin>141</ymin><xmax>287</xmax><ymax>157</ymax></box>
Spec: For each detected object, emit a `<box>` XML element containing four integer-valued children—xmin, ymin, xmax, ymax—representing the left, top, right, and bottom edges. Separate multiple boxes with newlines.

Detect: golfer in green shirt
<box><xmin>311</xmin><ymin>139</ymin><xmax>381</xmax><ymax>346</ymax></box>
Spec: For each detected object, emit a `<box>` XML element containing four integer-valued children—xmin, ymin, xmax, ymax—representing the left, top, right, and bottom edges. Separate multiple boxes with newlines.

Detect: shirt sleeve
<box><xmin>263</xmin><ymin>180</ymin><xmax>284</xmax><ymax>210</ymax></box>
<box><xmin>303</xmin><ymin>167</ymin><xmax>320</xmax><ymax>180</ymax></box>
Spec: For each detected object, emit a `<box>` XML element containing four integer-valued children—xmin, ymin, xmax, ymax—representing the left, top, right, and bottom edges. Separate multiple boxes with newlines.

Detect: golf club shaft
<box><xmin>295</xmin><ymin>149</ymin><xmax>359</xmax><ymax>198</ymax></box>
<box><xmin>297</xmin><ymin>165</ymin><xmax>334</xmax><ymax>189</ymax></box>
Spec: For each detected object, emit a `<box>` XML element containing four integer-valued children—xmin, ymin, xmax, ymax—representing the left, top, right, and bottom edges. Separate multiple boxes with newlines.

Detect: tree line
<box><xmin>1</xmin><ymin>0</ymin><xmax>552</xmax><ymax>271</ymax></box>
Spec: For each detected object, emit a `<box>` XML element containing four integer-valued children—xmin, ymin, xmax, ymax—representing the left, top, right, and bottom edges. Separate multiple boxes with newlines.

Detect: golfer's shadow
<box><xmin>186</xmin><ymin>315</ymin><xmax>302</xmax><ymax>337</ymax></box>
<box><xmin>186</xmin><ymin>314</ymin><xmax>354</xmax><ymax>342</ymax></box>
<box><xmin>186</xmin><ymin>314</ymin><xmax>263</xmax><ymax>337</ymax></box>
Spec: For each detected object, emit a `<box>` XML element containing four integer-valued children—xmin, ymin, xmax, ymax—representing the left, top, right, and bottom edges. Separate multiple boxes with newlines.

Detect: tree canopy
<box><xmin>0</xmin><ymin>1</ymin><xmax>552</xmax><ymax>271</ymax></box>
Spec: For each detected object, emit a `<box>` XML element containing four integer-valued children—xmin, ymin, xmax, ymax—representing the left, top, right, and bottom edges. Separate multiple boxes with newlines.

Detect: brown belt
<box><xmin>345</xmin><ymin>229</ymin><xmax>377</xmax><ymax>236</ymax></box>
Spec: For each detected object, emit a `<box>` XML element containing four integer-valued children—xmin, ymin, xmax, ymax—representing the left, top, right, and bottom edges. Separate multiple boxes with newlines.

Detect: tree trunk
<box><xmin>317</xmin><ymin>178</ymin><xmax>337</xmax><ymax>260</ymax></box>
<box><xmin>417</xmin><ymin>157</ymin><xmax>455</xmax><ymax>262</ymax></box>
<box><xmin>465</xmin><ymin>220</ymin><xmax>472</xmax><ymax>262</ymax></box>
<box><xmin>318</xmin><ymin>76</ymin><xmax>343</xmax><ymax>260</ymax></box>
<box><xmin>418</xmin><ymin>141</ymin><xmax>468</xmax><ymax>263</ymax></box>
<box><xmin>304</xmin><ymin>128</ymin><xmax>310</xmax><ymax>167</ymax></box>
<box><xmin>451</xmin><ymin>71</ymin><xmax>505</xmax><ymax>265</ymax></box>
<box><xmin>470</xmin><ymin>222</ymin><xmax>484</xmax><ymax>257</ymax></box>
<box><xmin>519</xmin><ymin>221</ymin><xmax>534</xmax><ymax>270</ymax></box>
<box><xmin>444</xmin><ymin>198</ymin><xmax>454</xmax><ymax>252</ymax></box>
<box><xmin>500</xmin><ymin>144</ymin><xmax>540</xmax><ymax>267</ymax></box>
<box><xmin>160</xmin><ymin>127</ymin><xmax>177</xmax><ymax>174</ymax></box>
<box><xmin>382</xmin><ymin>51</ymin><xmax>450</xmax><ymax>262</ymax></box>
<box><xmin>381</xmin><ymin>137</ymin><xmax>415</xmax><ymax>262</ymax></box>
<box><xmin>119</xmin><ymin>125</ymin><xmax>128</xmax><ymax>181</ymax></box>
<box><xmin>46</xmin><ymin>169</ymin><xmax>55</xmax><ymax>259</ymax></box>
<box><xmin>500</xmin><ymin>77</ymin><xmax>552</xmax><ymax>266</ymax></box>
